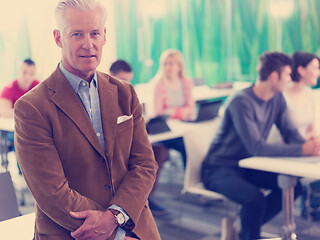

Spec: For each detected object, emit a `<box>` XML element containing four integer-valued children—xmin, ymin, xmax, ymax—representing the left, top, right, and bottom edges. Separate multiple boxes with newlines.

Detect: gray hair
<box><xmin>55</xmin><ymin>0</ymin><xmax>107</xmax><ymax>31</ymax></box>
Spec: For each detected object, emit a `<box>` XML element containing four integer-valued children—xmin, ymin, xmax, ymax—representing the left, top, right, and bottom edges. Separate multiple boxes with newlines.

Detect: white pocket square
<box><xmin>117</xmin><ymin>115</ymin><xmax>133</xmax><ymax>124</ymax></box>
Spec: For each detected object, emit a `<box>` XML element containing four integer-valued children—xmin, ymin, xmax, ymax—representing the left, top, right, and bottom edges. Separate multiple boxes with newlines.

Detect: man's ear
<box><xmin>53</xmin><ymin>29</ymin><xmax>63</xmax><ymax>48</ymax></box>
<box><xmin>297</xmin><ymin>65</ymin><xmax>305</xmax><ymax>78</ymax></box>
<box><xmin>269</xmin><ymin>71</ymin><xmax>279</xmax><ymax>83</ymax></box>
<box><xmin>103</xmin><ymin>27</ymin><xmax>107</xmax><ymax>45</ymax></box>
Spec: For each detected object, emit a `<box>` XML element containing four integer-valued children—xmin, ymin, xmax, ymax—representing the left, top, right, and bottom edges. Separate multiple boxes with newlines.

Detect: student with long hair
<box><xmin>150</xmin><ymin>49</ymin><xmax>195</xmax><ymax>212</ymax></box>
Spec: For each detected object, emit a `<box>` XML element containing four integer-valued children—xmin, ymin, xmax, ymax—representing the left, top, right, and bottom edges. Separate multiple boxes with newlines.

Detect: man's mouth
<box><xmin>80</xmin><ymin>55</ymin><xmax>96</xmax><ymax>58</ymax></box>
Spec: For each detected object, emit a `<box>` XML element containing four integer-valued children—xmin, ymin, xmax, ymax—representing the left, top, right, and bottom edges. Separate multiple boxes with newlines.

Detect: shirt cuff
<box><xmin>108</xmin><ymin>204</ymin><xmax>130</xmax><ymax>224</ymax></box>
<box><xmin>114</xmin><ymin>227</ymin><xmax>126</xmax><ymax>240</ymax></box>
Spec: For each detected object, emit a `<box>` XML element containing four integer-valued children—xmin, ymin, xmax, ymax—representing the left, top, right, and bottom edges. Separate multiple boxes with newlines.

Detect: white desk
<box><xmin>239</xmin><ymin>156</ymin><xmax>320</xmax><ymax>179</ymax></box>
<box><xmin>239</xmin><ymin>156</ymin><xmax>320</xmax><ymax>240</ymax></box>
<box><xmin>0</xmin><ymin>212</ymin><xmax>35</xmax><ymax>240</ymax></box>
<box><xmin>0</xmin><ymin>118</ymin><xmax>14</xmax><ymax>132</ymax></box>
<box><xmin>148</xmin><ymin>119</ymin><xmax>194</xmax><ymax>143</ymax></box>
<box><xmin>148</xmin><ymin>118</ymin><xmax>220</xmax><ymax>144</ymax></box>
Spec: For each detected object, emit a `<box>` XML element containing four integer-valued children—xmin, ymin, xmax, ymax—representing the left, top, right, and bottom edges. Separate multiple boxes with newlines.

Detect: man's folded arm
<box><xmin>14</xmin><ymin>99</ymin><xmax>105</xmax><ymax>231</ymax></box>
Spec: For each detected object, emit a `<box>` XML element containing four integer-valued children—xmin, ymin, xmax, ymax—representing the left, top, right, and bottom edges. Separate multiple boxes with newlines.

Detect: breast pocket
<box><xmin>114</xmin><ymin>118</ymin><xmax>134</xmax><ymax>162</ymax></box>
<box><xmin>116</xmin><ymin>118</ymin><xmax>133</xmax><ymax>133</ymax></box>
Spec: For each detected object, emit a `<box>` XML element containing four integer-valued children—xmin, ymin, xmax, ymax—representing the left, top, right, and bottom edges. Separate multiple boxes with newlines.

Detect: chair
<box><xmin>180</xmin><ymin>118</ymin><xmax>240</xmax><ymax>240</ymax></box>
<box><xmin>0</xmin><ymin>171</ymin><xmax>20</xmax><ymax>221</ymax></box>
<box><xmin>181</xmin><ymin>118</ymin><xmax>224</xmax><ymax>200</ymax></box>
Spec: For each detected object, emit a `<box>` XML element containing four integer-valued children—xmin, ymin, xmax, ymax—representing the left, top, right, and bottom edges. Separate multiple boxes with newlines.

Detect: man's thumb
<box><xmin>70</xmin><ymin>210</ymin><xmax>89</xmax><ymax>219</ymax></box>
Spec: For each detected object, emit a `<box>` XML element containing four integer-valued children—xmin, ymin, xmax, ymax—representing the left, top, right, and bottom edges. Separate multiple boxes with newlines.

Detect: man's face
<box><xmin>114</xmin><ymin>71</ymin><xmax>134</xmax><ymax>82</ymax></box>
<box><xmin>17</xmin><ymin>63</ymin><xmax>36</xmax><ymax>90</ymax></box>
<box><xmin>274</xmin><ymin>66</ymin><xmax>292</xmax><ymax>92</ymax></box>
<box><xmin>54</xmin><ymin>7</ymin><xmax>106</xmax><ymax>80</ymax></box>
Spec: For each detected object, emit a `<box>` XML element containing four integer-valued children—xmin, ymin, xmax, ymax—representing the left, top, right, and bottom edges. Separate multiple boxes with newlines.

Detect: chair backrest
<box><xmin>0</xmin><ymin>171</ymin><xmax>20</xmax><ymax>221</ymax></box>
<box><xmin>183</xmin><ymin>118</ymin><xmax>221</xmax><ymax>190</ymax></box>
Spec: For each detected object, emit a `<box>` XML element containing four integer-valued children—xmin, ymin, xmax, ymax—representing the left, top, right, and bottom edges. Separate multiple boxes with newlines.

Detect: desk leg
<box><xmin>278</xmin><ymin>175</ymin><xmax>298</xmax><ymax>240</ymax></box>
<box><xmin>0</xmin><ymin>130</ymin><xmax>9</xmax><ymax>170</ymax></box>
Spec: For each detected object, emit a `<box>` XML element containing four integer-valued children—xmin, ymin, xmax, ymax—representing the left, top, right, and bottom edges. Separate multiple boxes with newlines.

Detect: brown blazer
<box><xmin>14</xmin><ymin>67</ymin><xmax>161</xmax><ymax>240</ymax></box>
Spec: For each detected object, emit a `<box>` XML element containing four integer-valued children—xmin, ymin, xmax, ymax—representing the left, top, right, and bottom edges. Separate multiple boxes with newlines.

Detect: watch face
<box><xmin>116</xmin><ymin>213</ymin><xmax>125</xmax><ymax>225</ymax></box>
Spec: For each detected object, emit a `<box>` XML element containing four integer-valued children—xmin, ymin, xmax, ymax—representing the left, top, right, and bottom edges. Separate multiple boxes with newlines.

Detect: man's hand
<box><xmin>302</xmin><ymin>137</ymin><xmax>320</xmax><ymax>156</ymax></box>
<box><xmin>182</xmin><ymin>108</ymin><xmax>195</xmax><ymax>121</ymax></box>
<box><xmin>70</xmin><ymin>210</ymin><xmax>117</xmax><ymax>240</ymax></box>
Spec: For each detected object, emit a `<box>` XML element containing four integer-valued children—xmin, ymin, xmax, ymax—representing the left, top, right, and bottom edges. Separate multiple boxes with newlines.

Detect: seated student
<box><xmin>0</xmin><ymin>58</ymin><xmax>39</xmax><ymax>174</ymax></box>
<box><xmin>152</xmin><ymin>48</ymin><xmax>195</xmax><ymax>163</ymax></box>
<box><xmin>284</xmin><ymin>52</ymin><xmax>320</xmax><ymax>218</ymax></box>
<box><xmin>109</xmin><ymin>59</ymin><xmax>169</xmax><ymax>214</ymax></box>
<box><xmin>149</xmin><ymin>49</ymin><xmax>195</xmax><ymax>212</ymax></box>
<box><xmin>285</xmin><ymin>52</ymin><xmax>320</xmax><ymax>139</ymax></box>
<box><xmin>153</xmin><ymin>49</ymin><xmax>195</xmax><ymax>120</ymax></box>
<box><xmin>201</xmin><ymin>52</ymin><xmax>320</xmax><ymax>240</ymax></box>
<box><xmin>109</xmin><ymin>59</ymin><xmax>134</xmax><ymax>83</ymax></box>
<box><xmin>0</xmin><ymin>59</ymin><xmax>39</xmax><ymax>118</ymax></box>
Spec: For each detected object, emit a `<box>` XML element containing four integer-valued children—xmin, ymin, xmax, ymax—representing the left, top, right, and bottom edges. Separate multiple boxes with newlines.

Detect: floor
<box><xmin>8</xmin><ymin>151</ymin><xmax>320</xmax><ymax>240</ymax></box>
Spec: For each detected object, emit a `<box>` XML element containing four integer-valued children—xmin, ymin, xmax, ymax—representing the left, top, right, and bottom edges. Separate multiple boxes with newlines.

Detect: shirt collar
<box><xmin>59</xmin><ymin>61</ymin><xmax>98</xmax><ymax>93</ymax></box>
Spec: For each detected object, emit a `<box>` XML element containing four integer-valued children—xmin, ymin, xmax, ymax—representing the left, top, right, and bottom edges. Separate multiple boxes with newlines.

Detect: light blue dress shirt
<box><xmin>59</xmin><ymin>62</ymin><xmax>128</xmax><ymax>240</ymax></box>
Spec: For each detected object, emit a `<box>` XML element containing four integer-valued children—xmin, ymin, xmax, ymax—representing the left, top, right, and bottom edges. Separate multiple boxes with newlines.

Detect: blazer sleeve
<box><xmin>109</xmin><ymin>84</ymin><xmax>158</xmax><ymax>226</ymax></box>
<box><xmin>14</xmin><ymin>98</ymin><xmax>105</xmax><ymax>232</ymax></box>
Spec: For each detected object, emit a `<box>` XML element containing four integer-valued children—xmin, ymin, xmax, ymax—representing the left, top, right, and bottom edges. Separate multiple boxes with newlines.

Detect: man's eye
<box><xmin>72</xmin><ymin>33</ymin><xmax>81</xmax><ymax>37</ymax></box>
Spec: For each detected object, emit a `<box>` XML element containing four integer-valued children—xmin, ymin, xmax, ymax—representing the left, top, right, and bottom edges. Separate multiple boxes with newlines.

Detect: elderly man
<box><xmin>14</xmin><ymin>1</ymin><xmax>160</xmax><ymax>240</ymax></box>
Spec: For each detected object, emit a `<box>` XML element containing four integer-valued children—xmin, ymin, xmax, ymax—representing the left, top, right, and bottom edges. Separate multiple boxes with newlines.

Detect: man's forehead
<box><xmin>63</xmin><ymin>7</ymin><xmax>104</xmax><ymax>29</ymax></box>
<box><xmin>21</xmin><ymin>63</ymin><xmax>35</xmax><ymax>69</ymax></box>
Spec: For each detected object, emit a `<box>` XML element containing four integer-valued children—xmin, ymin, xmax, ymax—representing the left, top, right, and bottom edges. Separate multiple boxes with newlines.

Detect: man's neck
<box><xmin>60</xmin><ymin>61</ymin><xmax>94</xmax><ymax>82</ymax></box>
<box><xmin>252</xmin><ymin>81</ymin><xmax>276</xmax><ymax>101</ymax></box>
<box><xmin>17</xmin><ymin>80</ymin><xmax>30</xmax><ymax>91</ymax></box>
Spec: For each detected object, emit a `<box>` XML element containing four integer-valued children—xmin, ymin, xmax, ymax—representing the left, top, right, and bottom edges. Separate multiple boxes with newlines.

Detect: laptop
<box><xmin>145</xmin><ymin>115</ymin><xmax>171</xmax><ymax>135</ymax></box>
<box><xmin>188</xmin><ymin>100</ymin><xmax>223</xmax><ymax>122</ymax></box>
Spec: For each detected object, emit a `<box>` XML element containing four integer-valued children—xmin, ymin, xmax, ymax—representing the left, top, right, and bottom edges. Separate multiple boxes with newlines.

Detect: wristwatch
<box><xmin>109</xmin><ymin>209</ymin><xmax>125</xmax><ymax>226</ymax></box>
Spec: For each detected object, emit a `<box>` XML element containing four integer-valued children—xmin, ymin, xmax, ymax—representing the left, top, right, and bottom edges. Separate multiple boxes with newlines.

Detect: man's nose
<box><xmin>82</xmin><ymin>35</ymin><xmax>93</xmax><ymax>49</ymax></box>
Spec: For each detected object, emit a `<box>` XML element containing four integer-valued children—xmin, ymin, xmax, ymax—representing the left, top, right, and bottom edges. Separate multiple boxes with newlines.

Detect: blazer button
<box><xmin>104</xmin><ymin>184</ymin><xmax>111</xmax><ymax>190</ymax></box>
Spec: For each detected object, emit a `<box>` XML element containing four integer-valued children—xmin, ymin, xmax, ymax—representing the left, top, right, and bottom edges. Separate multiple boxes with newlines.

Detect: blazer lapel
<box><xmin>97</xmin><ymin>72</ymin><xmax>118</xmax><ymax>160</ymax></box>
<box><xmin>47</xmin><ymin>67</ymin><xmax>105</xmax><ymax>158</ymax></box>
